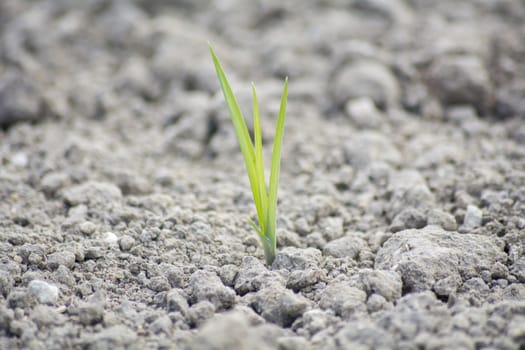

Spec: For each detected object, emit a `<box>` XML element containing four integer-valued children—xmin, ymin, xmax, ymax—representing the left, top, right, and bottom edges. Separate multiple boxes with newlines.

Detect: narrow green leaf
<box><xmin>209</xmin><ymin>44</ymin><xmax>263</xmax><ymax>222</ymax></box>
<box><xmin>209</xmin><ymin>43</ymin><xmax>288</xmax><ymax>266</ymax></box>
<box><xmin>248</xmin><ymin>217</ymin><xmax>262</xmax><ymax>238</ymax></box>
<box><xmin>267</xmin><ymin>77</ymin><xmax>288</xmax><ymax>246</ymax></box>
<box><xmin>251</xmin><ymin>83</ymin><xmax>267</xmax><ymax>232</ymax></box>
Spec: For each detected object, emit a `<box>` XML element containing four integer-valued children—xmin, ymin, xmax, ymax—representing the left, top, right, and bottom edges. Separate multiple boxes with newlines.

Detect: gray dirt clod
<box><xmin>333</xmin><ymin>320</ymin><xmax>396</xmax><ymax>350</ymax></box>
<box><xmin>426</xmin><ymin>209</ymin><xmax>458</xmax><ymax>231</ymax></box>
<box><xmin>76</xmin><ymin>303</ymin><xmax>105</xmax><ymax>326</ymax></box>
<box><xmin>345</xmin><ymin>97</ymin><xmax>384</xmax><ymax>129</ymax></box>
<box><xmin>375</xmin><ymin>226</ymin><xmax>506</xmax><ymax>292</ymax></box>
<box><xmin>427</xmin><ymin>54</ymin><xmax>492</xmax><ymax>114</ymax></box>
<box><xmin>0</xmin><ymin>70</ymin><xmax>43</xmax><ymax>127</ymax></box>
<box><xmin>62</xmin><ymin>181</ymin><xmax>123</xmax><ymax>206</ymax></box>
<box><xmin>189</xmin><ymin>270</ymin><xmax>236</xmax><ymax>311</ymax></box>
<box><xmin>235</xmin><ymin>256</ymin><xmax>285</xmax><ymax>295</ymax></box>
<box><xmin>295</xmin><ymin>309</ymin><xmax>338</xmax><ymax>337</ymax></box>
<box><xmin>80</xmin><ymin>325</ymin><xmax>138</xmax><ymax>350</ymax></box>
<box><xmin>0</xmin><ymin>272</ymin><xmax>13</xmax><ymax>298</ymax></box>
<box><xmin>333</xmin><ymin>60</ymin><xmax>400</xmax><ymax>109</ymax></box>
<box><xmin>149</xmin><ymin>276</ymin><xmax>171</xmax><ymax>292</ymax></box>
<box><xmin>433</xmin><ymin>275</ymin><xmax>462</xmax><ymax>298</ymax></box>
<box><xmin>510</xmin><ymin>258</ymin><xmax>525</xmax><ymax>283</ymax></box>
<box><xmin>250</xmin><ymin>286</ymin><xmax>309</xmax><ymax>327</ymax></box>
<box><xmin>318</xmin><ymin>217</ymin><xmax>344</xmax><ymax>241</ymax></box>
<box><xmin>166</xmin><ymin>289</ymin><xmax>190</xmax><ymax>315</ymax></box>
<box><xmin>318</xmin><ymin>281</ymin><xmax>367</xmax><ymax>319</ymax></box>
<box><xmin>377</xmin><ymin>292</ymin><xmax>450</xmax><ymax>342</ymax></box>
<box><xmin>0</xmin><ymin>306</ymin><xmax>14</xmax><ymax>332</ymax></box>
<box><xmin>149</xmin><ymin>314</ymin><xmax>172</xmax><ymax>335</ymax></box>
<box><xmin>357</xmin><ymin>269</ymin><xmax>402</xmax><ymax>302</ymax></box>
<box><xmin>388</xmin><ymin>183</ymin><xmax>435</xmax><ymax>220</ymax></box>
<box><xmin>389</xmin><ymin>207</ymin><xmax>427</xmax><ymax>232</ymax></box>
<box><xmin>343</xmin><ymin>131</ymin><xmax>402</xmax><ymax>169</ymax></box>
<box><xmin>286</xmin><ymin>269</ymin><xmax>325</xmax><ymax>292</ymax></box>
<box><xmin>31</xmin><ymin>305</ymin><xmax>66</xmax><ymax>328</ymax></box>
<box><xmin>323</xmin><ymin>236</ymin><xmax>367</xmax><ymax>260</ymax></box>
<box><xmin>188</xmin><ymin>301</ymin><xmax>216</xmax><ymax>328</ymax></box>
<box><xmin>47</xmin><ymin>251</ymin><xmax>76</xmax><ymax>270</ymax></box>
<box><xmin>272</xmin><ymin>247</ymin><xmax>322</xmax><ymax>271</ymax></box>
<box><xmin>366</xmin><ymin>293</ymin><xmax>389</xmax><ymax>313</ymax></box>
<box><xmin>183</xmin><ymin>310</ymin><xmax>282</xmax><ymax>350</ymax></box>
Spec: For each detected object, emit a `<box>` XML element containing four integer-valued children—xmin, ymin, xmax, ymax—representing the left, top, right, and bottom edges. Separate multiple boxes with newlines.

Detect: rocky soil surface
<box><xmin>1</xmin><ymin>0</ymin><xmax>525</xmax><ymax>349</ymax></box>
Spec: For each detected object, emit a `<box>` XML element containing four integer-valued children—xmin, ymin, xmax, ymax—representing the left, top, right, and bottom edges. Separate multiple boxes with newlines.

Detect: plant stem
<box><xmin>261</xmin><ymin>234</ymin><xmax>276</xmax><ymax>266</ymax></box>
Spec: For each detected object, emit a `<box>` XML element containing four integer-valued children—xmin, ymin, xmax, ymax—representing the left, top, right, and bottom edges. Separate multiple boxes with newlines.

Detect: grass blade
<box><xmin>251</xmin><ymin>83</ymin><xmax>267</xmax><ymax>231</ymax></box>
<box><xmin>267</xmin><ymin>77</ymin><xmax>288</xmax><ymax>243</ymax></box>
<box><xmin>209</xmin><ymin>44</ymin><xmax>263</xmax><ymax>223</ymax></box>
<box><xmin>209</xmin><ymin>43</ymin><xmax>288</xmax><ymax>265</ymax></box>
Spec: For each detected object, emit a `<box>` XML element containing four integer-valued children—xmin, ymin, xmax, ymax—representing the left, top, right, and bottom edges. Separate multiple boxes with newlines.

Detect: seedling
<box><xmin>209</xmin><ymin>44</ymin><xmax>288</xmax><ymax>265</ymax></box>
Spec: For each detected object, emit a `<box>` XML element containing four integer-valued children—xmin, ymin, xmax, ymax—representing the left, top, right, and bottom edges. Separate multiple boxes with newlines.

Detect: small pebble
<box><xmin>491</xmin><ymin>262</ymin><xmax>509</xmax><ymax>279</ymax></box>
<box><xmin>345</xmin><ymin>97</ymin><xmax>383</xmax><ymax>129</ymax></box>
<box><xmin>463</xmin><ymin>205</ymin><xmax>482</xmax><ymax>230</ymax></box>
<box><xmin>480</xmin><ymin>270</ymin><xmax>492</xmax><ymax>284</ymax></box>
<box><xmin>28</xmin><ymin>253</ymin><xmax>43</xmax><ymax>265</ymax></box>
<box><xmin>104</xmin><ymin>232</ymin><xmax>119</xmax><ymax>246</ymax></box>
<box><xmin>7</xmin><ymin>291</ymin><xmax>34</xmax><ymax>309</ymax></box>
<box><xmin>496</xmin><ymin>279</ymin><xmax>509</xmax><ymax>288</ymax></box>
<box><xmin>8</xmin><ymin>320</ymin><xmax>25</xmax><ymax>336</ymax></box>
<box><xmin>28</xmin><ymin>280</ymin><xmax>59</xmax><ymax>304</ymax></box>
<box><xmin>85</xmin><ymin>247</ymin><xmax>104</xmax><ymax>260</ymax></box>
<box><xmin>188</xmin><ymin>301</ymin><xmax>215</xmax><ymax>328</ymax></box>
<box><xmin>79</xmin><ymin>221</ymin><xmax>97</xmax><ymax>235</ymax></box>
<box><xmin>47</xmin><ymin>251</ymin><xmax>76</xmax><ymax>270</ymax></box>
<box><xmin>149</xmin><ymin>276</ymin><xmax>171</xmax><ymax>292</ymax></box>
<box><xmin>367</xmin><ymin>293</ymin><xmax>387</xmax><ymax>313</ymax></box>
<box><xmin>295</xmin><ymin>217</ymin><xmax>310</xmax><ymax>236</ymax></box>
<box><xmin>166</xmin><ymin>289</ymin><xmax>189</xmax><ymax>315</ymax></box>
<box><xmin>149</xmin><ymin>315</ymin><xmax>172</xmax><ymax>335</ymax></box>
<box><xmin>11</xmin><ymin>152</ymin><xmax>28</xmax><ymax>168</ymax></box>
<box><xmin>119</xmin><ymin>235</ymin><xmax>135</xmax><ymax>251</ymax></box>
<box><xmin>78</xmin><ymin>303</ymin><xmax>104</xmax><ymax>326</ymax></box>
<box><xmin>427</xmin><ymin>209</ymin><xmax>457</xmax><ymax>231</ymax></box>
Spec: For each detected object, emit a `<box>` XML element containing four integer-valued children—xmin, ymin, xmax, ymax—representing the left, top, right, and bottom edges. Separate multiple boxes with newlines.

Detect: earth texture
<box><xmin>1</xmin><ymin>1</ymin><xmax>525</xmax><ymax>349</ymax></box>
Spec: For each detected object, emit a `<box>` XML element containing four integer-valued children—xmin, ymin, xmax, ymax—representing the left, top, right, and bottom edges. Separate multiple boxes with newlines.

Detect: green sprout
<box><xmin>209</xmin><ymin>44</ymin><xmax>288</xmax><ymax>265</ymax></box>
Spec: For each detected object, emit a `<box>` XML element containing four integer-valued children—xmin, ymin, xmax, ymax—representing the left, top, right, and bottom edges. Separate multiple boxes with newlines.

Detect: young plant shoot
<box><xmin>209</xmin><ymin>44</ymin><xmax>288</xmax><ymax>265</ymax></box>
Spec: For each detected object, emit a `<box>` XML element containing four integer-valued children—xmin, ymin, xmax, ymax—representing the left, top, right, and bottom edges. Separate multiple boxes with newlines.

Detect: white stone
<box><xmin>104</xmin><ymin>232</ymin><xmax>119</xmax><ymax>245</ymax></box>
<box><xmin>464</xmin><ymin>205</ymin><xmax>482</xmax><ymax>229</ymax></box>
<box><xmin>28</xmin><ymin>280</ymin><xmax>59</xmax><ymax>304</ymax></box>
